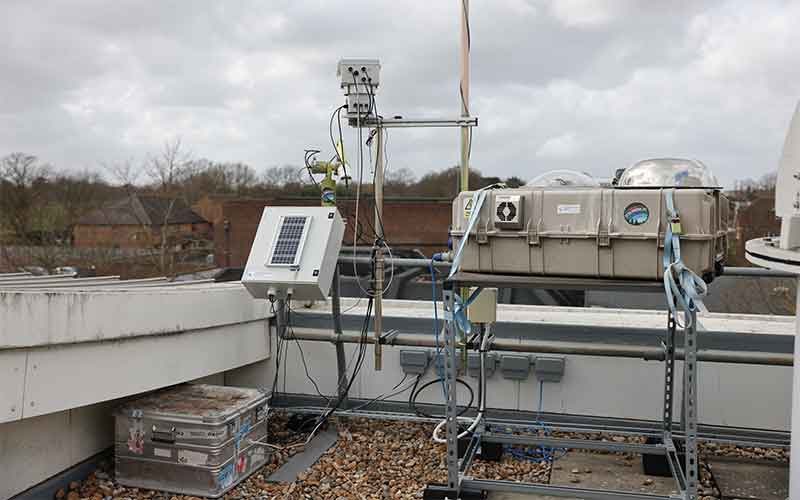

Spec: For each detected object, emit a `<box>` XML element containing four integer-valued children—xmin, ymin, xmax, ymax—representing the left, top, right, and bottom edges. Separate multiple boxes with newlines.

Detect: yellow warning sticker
<box><xmin>463</xmin><ymin>198</ymin><xmax>474</xmax><ymax>219</ymax></box>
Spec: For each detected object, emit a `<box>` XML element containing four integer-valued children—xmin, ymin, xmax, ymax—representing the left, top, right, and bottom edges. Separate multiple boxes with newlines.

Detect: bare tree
<box><xmin>262</xmin><ymin>165</ymin><xmax>303</xmax><ymax>187</ymax></box>
<box><xmin>104</xmin><ymin>158</ymin><xmax>143</xmax><ymax>190</ymax></box>
<box><xmin>145</xmin><ymin>138</ymin><xmax>192</xmax><ymax>192</ymax></box>
<box><xmin>0</xmin><ymin>152</ymin><xmax>50</xmax><ymax>238</ymax></box>
<box><xmin>385</xmin><ymin>167</ymin><xmax>415</xmax><ymax>185</ymax></box>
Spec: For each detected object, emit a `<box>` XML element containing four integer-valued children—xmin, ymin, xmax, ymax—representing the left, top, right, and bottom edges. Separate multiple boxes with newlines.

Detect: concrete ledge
<box><xmin>0</xmin><ymin>320</ymin><xmax>270</xmax><ymax>423</ymax></box>
<box><xmin>0</xmin><ymin>282</ymin><xmax>266</xmax><ymax>349</ymax></box>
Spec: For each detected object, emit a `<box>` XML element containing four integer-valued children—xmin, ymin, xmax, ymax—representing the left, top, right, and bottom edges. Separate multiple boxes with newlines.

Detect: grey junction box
<box><xmin>114</xmin><ymin>384</ymin><xmax>268</xmax><ymax>498</ymax></box>
<box><xmin>399</xmin><ymin>349</ymin><xmax>430</xmax><ymax>375</ymax></box>
<box><xmin>500</xmin><ymin>354</ymin><xmax>531</xmax><ymax>380</ymax></box>
<box><xmin>534</xmin><ymin>356</ymin><xmax>566</xmax><ymax>382</ymax></box>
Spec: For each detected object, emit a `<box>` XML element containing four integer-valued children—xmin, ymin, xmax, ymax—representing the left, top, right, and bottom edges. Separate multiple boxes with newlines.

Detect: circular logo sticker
<box><xmin>624</xmin><ymin>202</ymin><xmax>650</xmax><ymax>226</ymax></box>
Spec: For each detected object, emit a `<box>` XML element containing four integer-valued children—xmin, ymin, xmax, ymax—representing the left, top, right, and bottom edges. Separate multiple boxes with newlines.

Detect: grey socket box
<box><xmin>534</xmin><ymin>356</ymin><xmax>566</xmax><ymax>382</ymax></box>
<box><xmin>467</xmin><ymin>352</ymin><xmax>496</xmax><ymax>378</ymax></box>
<box><xmin>500</xmin><ymin>355</ymin><xmax>531</xmax><ymax>380</ymax></box>
<box><xmin>452</xmin><ymin>187</ymin><xmax>731</xmax><ymax>281</ymax></box>
<box><xmin>400</xmin><ymin>349</ymin><xmax>430</xmax><ymax>375</ymax></box>
<box><xmin>114</xmin><ymin>384</ymin><xmax>269</xmax><ymax>498</ymax></box>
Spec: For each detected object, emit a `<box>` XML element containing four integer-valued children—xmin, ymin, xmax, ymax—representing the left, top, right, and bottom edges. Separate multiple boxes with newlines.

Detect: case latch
<box><xmin>597</xmin><ymin>221</ymin><xmax>611</xmax><ymax>247</ymax></box>
<box><xmin>527</xmin><ymin>219</ymin><xmax>540</xmax><ymax>246</ymax></box>
<box><xmin>476</xmin><ymin>221</ymin><xmax>489</xmax><ymax>244</ymax></box>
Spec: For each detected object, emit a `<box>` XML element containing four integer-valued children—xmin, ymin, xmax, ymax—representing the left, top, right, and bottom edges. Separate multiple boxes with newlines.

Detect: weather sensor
<box><xmin>242</xmin><ymin>206</ymin><xmax>345</xmax><ymax>301</ymax></box>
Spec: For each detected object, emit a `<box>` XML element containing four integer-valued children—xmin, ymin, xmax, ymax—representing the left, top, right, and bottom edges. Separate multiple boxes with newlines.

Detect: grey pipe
<box><xmin>284</xmin><ymin>328</ymin><xmax>793</xmax><ymax>367</ymax></box>
<box><xmin>339</xmin><ymin>255</ymin><xmax>791</xmax><ymax>279</ymax></box>
<box><xmin>331</xmin><ymin>268</ymin><xmax>348</xmax><ymax>405</ymax></box>
<box><xmin>722</xmin><ymin>266</ymin><xmax>795</xmax><ymax>278</ymax></box>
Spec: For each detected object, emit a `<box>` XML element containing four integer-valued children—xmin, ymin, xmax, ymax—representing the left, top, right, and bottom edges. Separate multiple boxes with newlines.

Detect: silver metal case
<box><xmin>114</xmin><ymin>384</ymin><xmax>268</xmax><ymax>498</ymax></box>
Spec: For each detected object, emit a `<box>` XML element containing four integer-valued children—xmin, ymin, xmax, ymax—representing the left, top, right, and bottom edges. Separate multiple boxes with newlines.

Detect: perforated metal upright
<box><xmin>442</xmin><ymin>285</ymin><xmax>461</xmax><ymax>492</ymax></box>
<box><xmin>436</xmin><ymin>272</ymin><xmax>699</xmax><ymax>500</ymax></box>
<box><xmin>683</xmin><ymin>309</ymin><xmax>699</xmax><ymax>500</ymax></box>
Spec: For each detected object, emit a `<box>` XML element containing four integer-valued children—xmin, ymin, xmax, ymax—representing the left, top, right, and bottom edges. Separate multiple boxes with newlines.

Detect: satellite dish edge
<box><xmin>775</xmin><ymin>101</ymin><xmax>800</xmax><ymax>220</ymax></box>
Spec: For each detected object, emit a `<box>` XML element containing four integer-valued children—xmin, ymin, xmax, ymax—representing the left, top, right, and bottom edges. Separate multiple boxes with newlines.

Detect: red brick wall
<box><xmin>733</xmin><ymin>195</ymin><xmax>780</xmax><ymax>265</ymax></box>
<box><xmin>196</xmin><ymin>196</ymin><xmax>452</xmax><ymax>268</ymax></box>
<box><xmin>73</xmin><ymin>222</ymin><xmax>212</xmax><ymax>249</ymax></box>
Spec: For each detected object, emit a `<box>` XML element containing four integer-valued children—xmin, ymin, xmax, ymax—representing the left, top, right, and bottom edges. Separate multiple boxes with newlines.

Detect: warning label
<box><xmin>463</xmin><ymin>198</ymin><xmax>474</xmax><ymax>219</ymax></box>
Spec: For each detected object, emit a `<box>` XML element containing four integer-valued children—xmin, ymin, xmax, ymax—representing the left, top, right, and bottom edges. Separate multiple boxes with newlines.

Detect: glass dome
<box><xmin>526</xmin><ymin>170</ymin><xmax>600</xmax><ymax>188</ymax></box>
<box><xmin>617</xmin><ymin>158</ymin><xmax>719</xmax><ymax>188</ymax></box>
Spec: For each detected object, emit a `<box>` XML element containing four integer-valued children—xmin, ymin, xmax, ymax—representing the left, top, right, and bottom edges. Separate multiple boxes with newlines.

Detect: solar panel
<box><xmin>269</xmin><ymin>215</ymin><xmax>309</xmax><ymax>266</ymax></box>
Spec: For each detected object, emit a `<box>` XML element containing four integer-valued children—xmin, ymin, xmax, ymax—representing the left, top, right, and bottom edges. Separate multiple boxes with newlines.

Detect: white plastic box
<box><xmin>451</xmin><ymin>187</ymin><xmax>731</xmax><ymax>281</ymax></box>
<box><xmin>242</xmin><ymin>206</ymin><xmax>345</xmax><ymax>301</ymax></box>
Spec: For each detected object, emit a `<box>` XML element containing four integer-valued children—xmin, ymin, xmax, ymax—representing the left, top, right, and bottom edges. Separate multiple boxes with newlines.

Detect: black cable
<box><xmin>303</xmin><ymin>150</ymin><xmax>320</xmax><ymax>188</ymax></box>
<box><xmin>329</xmin><ymin>104</ymin><xmax>346</xmax><ymax>164</ymax></box>
<box><xmin>360</xmin><ymin>70</ymin><xmax>389</xmax><ymax>241</ymax></box>
<box><xmin>349</xmin><ymin>373</ymin><xmax>410</xmax><ymax>412</ymax></box>
<box><xmin>409</xmin><ymin>375</ymin><xmax>475</xmax><ymax>419</ymax></box>
<box><xmin>286</xmin><ymin>300</ymin><xmax>330</xmax><ymax>403</ymax></box>
<box><xmin>268</xmin><ymin>301</ymin><xmax>282</xmax><ymax>399</ymax></box>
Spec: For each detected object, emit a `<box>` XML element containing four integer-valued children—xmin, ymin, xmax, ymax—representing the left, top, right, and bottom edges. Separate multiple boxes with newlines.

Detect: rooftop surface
<box><xmin>55</xmin><ymin>414</ymin><xmax>788</xmax><ymax>500</ymax></box>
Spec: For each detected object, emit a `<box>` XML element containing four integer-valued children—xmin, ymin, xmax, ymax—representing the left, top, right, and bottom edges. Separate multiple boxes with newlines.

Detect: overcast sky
<box><xmin>1</xmin><ymin>0</ymin><xmax>798</xmax><ymax>187</ymax></box>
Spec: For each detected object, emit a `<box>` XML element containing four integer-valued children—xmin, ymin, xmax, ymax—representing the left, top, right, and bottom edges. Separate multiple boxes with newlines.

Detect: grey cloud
<box><xmin>0</xmin><ymin>0</ymin><xmax>797</xmax><ymax>188</ymax></box>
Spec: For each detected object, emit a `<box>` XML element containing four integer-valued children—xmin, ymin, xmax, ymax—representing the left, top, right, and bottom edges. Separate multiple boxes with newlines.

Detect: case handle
<box><xmin>151</xmin><ymin>425</ymin><xmax>176</xmax><ymax>444</ymax></box>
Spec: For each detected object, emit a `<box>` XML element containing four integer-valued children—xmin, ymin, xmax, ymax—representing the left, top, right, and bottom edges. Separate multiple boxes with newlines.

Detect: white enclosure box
<box><xmin>242</xmin><ymin>206</ymin><xmax>345</xmax><ymax>301</ymax></box>
<box><xmin>337</xmin><ymin>58</ymin><xmax>380</xmax><ymax>119</ymax></box>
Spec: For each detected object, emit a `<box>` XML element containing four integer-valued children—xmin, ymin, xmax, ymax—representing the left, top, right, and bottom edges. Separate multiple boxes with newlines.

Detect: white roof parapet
<box><xmin>0</xmin><ymin>282</ymin><xmax>268</xmax><ymax>349</ymax></box>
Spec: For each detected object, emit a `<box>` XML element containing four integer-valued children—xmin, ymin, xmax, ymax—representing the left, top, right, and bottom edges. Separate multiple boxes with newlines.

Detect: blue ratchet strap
<box><xmin>449</xmin><ymin>188</ymin><xmax>490</xmax><ymax>279</ymax></box>
<box><xmin>451</xmin><ymin>286</ymin><xmax>484</xmax><ymax>336</ymax></box>
<box><xmin>662</xmin><ymin>190</ymin><xmax>707</xmax><ymax>328</ymax></box>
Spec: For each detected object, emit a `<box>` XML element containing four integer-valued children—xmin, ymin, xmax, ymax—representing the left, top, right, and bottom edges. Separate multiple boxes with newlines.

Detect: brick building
<box><xmin>732</xmin><ymin>194</ymin><xmax>780</xmax><ymax>265</ymax></box>
<box><xmin>74</xmin><ymin>194</ymin><xmax>212</xmax><ymax>249</ymax></box>
<box><xmin>193</xmin><ymin>195</ymin><xmax>452</xmax><ymax>268</ymax></box>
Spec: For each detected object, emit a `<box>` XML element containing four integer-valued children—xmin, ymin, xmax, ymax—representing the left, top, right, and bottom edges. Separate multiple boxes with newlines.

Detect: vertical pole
<box><xmin>374</xmin><ymin>124</ymin><xmax>384</xmax><ymax>371</ymax></box>
<box><xmin>790</xmin><ymin>276</ymin><xmax>800</xmax><ymax>499</ymax></box>
<box><xmin>459</xmin><ymin>0</ymin><xmax>470</xmax><ymax>192</ymax></box>
<box><xmin>331</xmin><ymin>267</ymin><xmax>348</xmax><ymax>406</ymax></box>
<box><xmin>458</xmin><ymin>0</ymin><xmax>471</xmax><ymax>371</ymax></box>
<box><xmin>443</xmin><ymin>285</ymin><xmax>460</xmax><ymax>493</ymax></box>
<box><xmin>683</xmin><ymin>309</ymin><xmax>699</xmax><ymax>500</ymax></box>
<box><xmin>663</xmin><ymin>312</ymin><xmax>676</xmax><ymax>436</ymax></box>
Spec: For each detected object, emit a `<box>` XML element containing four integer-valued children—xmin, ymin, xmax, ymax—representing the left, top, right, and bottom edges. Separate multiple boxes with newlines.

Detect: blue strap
<box><xmin>662</xmin><ymin>190</ymin><xmax>707</xmax><ymax>328</ymax></box>
<box><xmin>451</xmin><ymin>287</ymin><xmax>483</xmax><ymax>335</ymax></box>
<box><xmin>449</xmin><ymin>189</ymin><xmax>490</xmax><ymax>279</ymax></box>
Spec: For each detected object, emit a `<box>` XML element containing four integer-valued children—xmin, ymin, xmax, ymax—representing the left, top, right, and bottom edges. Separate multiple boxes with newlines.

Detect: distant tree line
<box><xmin>0</xmin><ymin>139</ymin><xmax>526</xmax><ymax>249</ymax></box>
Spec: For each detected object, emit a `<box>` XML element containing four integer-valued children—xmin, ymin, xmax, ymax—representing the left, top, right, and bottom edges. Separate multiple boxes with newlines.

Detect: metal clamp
<box><xmin>379</xmin><ymin>329</ymin><xmax>401</xmax><ymax>345</ymax></box>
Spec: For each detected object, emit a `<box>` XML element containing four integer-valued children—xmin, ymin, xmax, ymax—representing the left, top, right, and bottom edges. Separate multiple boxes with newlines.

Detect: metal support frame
<box><xmin>442</xmin><ymin>284</ymin><xmax>461</xmax><ymax>491</ymax></box>
<box><xmin>683</xmin><ymin>309</ymin><xmax>699</xmax><ymax>499</ymax></box>
<box><xmin>351</xmin><ymin>116</ymin><xmax>478</xmax><ymax>129</ymax></box>
<box><xmin>440</xmin><ymin>275</ymin><xmax>700</xmax><ymax>500</ymax></box>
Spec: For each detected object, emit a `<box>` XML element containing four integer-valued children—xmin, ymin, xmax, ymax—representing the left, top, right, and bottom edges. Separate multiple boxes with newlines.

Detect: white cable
<box><xmin>431</xmin><ymin>328</ymin><xmax>490</xmax><ymax>443</ymax></box>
